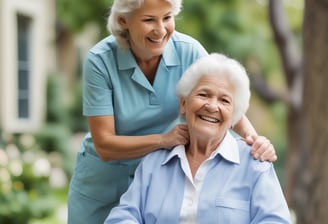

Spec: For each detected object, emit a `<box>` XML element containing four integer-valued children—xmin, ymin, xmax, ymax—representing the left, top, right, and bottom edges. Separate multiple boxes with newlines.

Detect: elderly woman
<box><xmin>104</xmin><ymin>53</ymin><xmax>291</xmax><ymax>224</ymax></box>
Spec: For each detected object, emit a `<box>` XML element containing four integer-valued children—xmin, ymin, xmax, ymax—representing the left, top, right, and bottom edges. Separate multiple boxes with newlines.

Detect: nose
<box><xmin>154</xmin><ymin>21</ymin><xmax>166</xmax><ymax>35</ymax></box>
<box><xmin>204</xmin><ymin>100</ymin><xmax>219</xmax><ymax>112</ymax></box>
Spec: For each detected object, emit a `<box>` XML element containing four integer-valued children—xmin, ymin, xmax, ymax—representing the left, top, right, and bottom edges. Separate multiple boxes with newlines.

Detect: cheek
<box><xmin>224</xmin><ymin>107</ymin><xmax>234</xmax><ymax>120</ymax></box>
<box><xmin>166</xmin><ymin>22</ymin><xmax>175</xmax><ymax>33</ymax></box>
<box><xmin>139</xmin><ymin>25</ymin><xmax>152</xmax><ymax>34</ymax></box>
<box><xmin>132</xmin><ymin>23</ymin><xmax>151</xmax><ymax>35</ymax></box>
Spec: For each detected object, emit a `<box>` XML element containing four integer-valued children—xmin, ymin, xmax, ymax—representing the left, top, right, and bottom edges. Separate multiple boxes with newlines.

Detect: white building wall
<box><xmin>0</xmin><ymin>0</ymin><xmax>56</xmax><ymax>133</ymax></box>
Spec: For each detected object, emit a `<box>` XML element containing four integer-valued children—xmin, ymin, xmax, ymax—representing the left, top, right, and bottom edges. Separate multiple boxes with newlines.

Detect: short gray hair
<box><xmin>177</xmin><ymin>53</ymin><xmax>251</xmax><ymax>126</ymax></box>
<box><xmin>107</xmin><ymin>0</ymin><xmax>183</xmax><ymax>50</ymax></box>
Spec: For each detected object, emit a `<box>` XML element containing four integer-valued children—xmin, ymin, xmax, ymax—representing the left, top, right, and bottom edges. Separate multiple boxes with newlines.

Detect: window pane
<box><xmin>18</xmin><ymin>99</ymin><xmax>29</xmax><ymax>118</ymax></box>
<box><xmin>18</xmin><ymin>69</ymin><xmax>29</xmax><ymax>90</ymax></box>
<box><xmin>17</xmin><ymin>15</ymin><xmax>31</xmax><ymax>119</ymax></box>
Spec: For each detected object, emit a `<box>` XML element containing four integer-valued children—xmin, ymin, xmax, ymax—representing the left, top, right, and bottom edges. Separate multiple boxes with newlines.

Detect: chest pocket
<box><xmin>215</xmin><ymin>197</ymin><xmax>250</xmax><ymax>224</ymax></box>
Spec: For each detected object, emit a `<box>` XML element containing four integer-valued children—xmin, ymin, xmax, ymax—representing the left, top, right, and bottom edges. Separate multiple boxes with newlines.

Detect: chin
<box><xmin>149</xmin><ymin>40</ymin><xmax>168</xmax><ymax>52</ymax></box>
<box><xmin>149</xmin><ymin>49</ymin><xmax>165</xmax><ymax>57</ymax></box>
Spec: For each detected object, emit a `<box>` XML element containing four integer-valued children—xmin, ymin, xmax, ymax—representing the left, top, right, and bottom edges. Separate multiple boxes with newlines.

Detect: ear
<box><xmin>179</xmin><ymin>96</ymin><xmax>186</xmax><ymax>115</ymax></box>
<box><xmin>119</xmin><ymin>16</ymin><xmax>128</xmax><ymax>29</ymax></box>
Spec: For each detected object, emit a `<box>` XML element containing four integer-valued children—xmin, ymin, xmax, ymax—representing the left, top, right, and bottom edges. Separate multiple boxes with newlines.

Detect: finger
<box><xmin>251</xmin><ymin>136</ymin><xmax>269</xmax><ymax>151</ymax></box>
<box><xmin>251</xmin><ymin>140</ymin><xmax>270</xmax><ymax>158</ymax></box>
<box><xmin>177</xmin><ymin>124</ymin><xmax>188</xmax><ymax>130</ymax></box>
<box><xmin>244</xmin><ymin>136</ymin><xmax>254</xmax><ymax>145</ymax></box>
<box><xmin>258</xmin><ymin>146</ymin><xmax>276</xmax><ymax>162</ymax></box>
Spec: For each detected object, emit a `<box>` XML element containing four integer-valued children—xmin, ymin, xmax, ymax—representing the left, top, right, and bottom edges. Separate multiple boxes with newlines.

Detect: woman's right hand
<box><xmin>159</xmin><ymin>124</ymin><xmax>190</xmax><ymax>149</ymax></box>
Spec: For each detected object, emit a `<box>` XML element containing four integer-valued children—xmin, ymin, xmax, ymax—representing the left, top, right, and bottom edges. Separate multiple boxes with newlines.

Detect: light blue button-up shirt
<box><xmin>104</xmin><ymin>132</ymin><xmax>291</xmax><ymax>224</ymax></box>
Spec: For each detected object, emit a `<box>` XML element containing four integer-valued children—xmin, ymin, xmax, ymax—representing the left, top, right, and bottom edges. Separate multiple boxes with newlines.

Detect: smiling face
<box><xmin>119</xmin><ymin>0</ymin><xmax>175</xmax><ymax>61</ymax></box>
<box><xmin>180</xmin><ymin>74</ymin><xmax>235</xmax><ymax>143</ymax></box>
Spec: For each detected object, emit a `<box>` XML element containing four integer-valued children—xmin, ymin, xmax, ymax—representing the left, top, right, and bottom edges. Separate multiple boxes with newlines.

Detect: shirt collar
<box><xmin>162</xmin><ymin>131</ymin><xmax>240</xmax><ymax>165</ymax></box>
<box><xmin>161</xmin><ymin>36</ymin><xmax>180</xmax><ymax>66</ymax></box>
<box><xmin>216</xmin><ymin>132</ymin><xmax>240</xmax><ymax>164</ymax></box>
<box><xmin>117</xmin><ymin>47</ymin><xmax>136</xmax><ymax>70</ymax></box>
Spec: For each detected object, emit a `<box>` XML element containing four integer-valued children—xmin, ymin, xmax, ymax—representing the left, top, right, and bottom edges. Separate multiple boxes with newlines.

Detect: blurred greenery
<box><xmin>0</xmin><ymin>73</ymin><xmax>78</xmax><ymax>223</ymax></box>
<box><xmin>0</xmin><ymin>135</ymin><xmax>66</xmax><ymax>223</ymax></box>
<box><xmin>56</xmin><ymin>0</ymin><xmax>111</xmax><ymax>37</ymax></box>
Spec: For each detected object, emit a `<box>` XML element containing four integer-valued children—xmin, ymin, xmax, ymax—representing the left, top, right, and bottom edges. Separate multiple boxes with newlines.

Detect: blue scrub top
<box><xmin>83</xmin><ymin>31</ymin><xmax>208</xmax><ymax>137</ymax></box>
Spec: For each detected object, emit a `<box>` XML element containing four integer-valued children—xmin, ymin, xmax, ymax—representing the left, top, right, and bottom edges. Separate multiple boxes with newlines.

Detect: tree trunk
<box><xmin>268</xmin><ymin>0</ymin><xmax>328</xmax><ymax>222</ymax></box>
<box><xmin>296</xmin><ymin>0</ymin><xmax>328</xmax><ymax>223</ymax></box>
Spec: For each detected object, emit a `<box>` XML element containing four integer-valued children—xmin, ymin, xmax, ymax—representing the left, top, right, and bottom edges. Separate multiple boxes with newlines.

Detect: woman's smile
<box><xmin>198</xmin><ymin>115</ymin><xmax>220</xmax><ymax>123</ymax></box>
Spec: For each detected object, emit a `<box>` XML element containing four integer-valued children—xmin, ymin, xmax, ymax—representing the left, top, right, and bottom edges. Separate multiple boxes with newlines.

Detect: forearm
<box><xmin>88</xmin><ymin>116</ymin><xmax>188</xmax><ymax>161</ymax></box>
<box><xmin>232</xmin><ymin>115</ymin><xmax>258</xmax><ymax>138</ymax></box>
<box><xmin>94</xmin><ymin>134</ymin><xmax>162</xmax><ymax>161</ymax></box>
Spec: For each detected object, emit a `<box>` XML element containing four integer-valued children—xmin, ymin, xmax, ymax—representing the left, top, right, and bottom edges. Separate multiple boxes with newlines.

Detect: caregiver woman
<box><xmin>67</xmin><ymin>0</ymin><xmax>277</xmax><ymax>223</ymax></box>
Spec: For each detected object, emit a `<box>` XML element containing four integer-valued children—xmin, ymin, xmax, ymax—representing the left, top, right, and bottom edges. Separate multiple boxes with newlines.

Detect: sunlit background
<box><xmin>0</xmin><ymin>0</ymin><xmax>303</xmax><ymax>223</ymax></box>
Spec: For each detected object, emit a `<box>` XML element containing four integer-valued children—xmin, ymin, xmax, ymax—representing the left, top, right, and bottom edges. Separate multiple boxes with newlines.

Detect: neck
<box><xmin>185</xmin><ymin>145</ymin><xmax>211</xmax><ymax>177</ymax></box>
<box><xmin>136</xmin><ymin>56</ymin><xmax>161</xmax><ymax>84</ymax></box>
<box><xmin>185</xmin><ymin>136</ymin><xmax>224</xmax><ymax>177</ymax></box>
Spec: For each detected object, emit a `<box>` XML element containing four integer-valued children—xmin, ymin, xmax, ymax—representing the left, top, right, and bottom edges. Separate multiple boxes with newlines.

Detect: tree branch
<box><xmin>269</xmin><ymin>0</ymin><xmax>303</xmax><ymax>110</ymax></box>
<box><xmin>249</xmin><ymin>72</ymin><xmax>289</xmax><ymax>104</ymax></box>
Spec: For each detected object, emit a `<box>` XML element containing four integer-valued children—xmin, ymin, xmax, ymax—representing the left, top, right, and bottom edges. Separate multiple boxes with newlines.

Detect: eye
<box><xmin>197</xmin><ymin>92</ymin><xmax>207</xmax><ymax>97</ymax></box>
<box><xmin>222</xmin><ymin>98</ymin><xmax>231</xmax><ymax>104</ymax></box>
<box><xmin>143</xmin><ymin>18</ymin><xmax>154</xmax><ymax>22</ymax></box>
<box><xmin>163</xmin><ymin>15</ymin><xmax>172</xmax><ymax>21</ymax></box>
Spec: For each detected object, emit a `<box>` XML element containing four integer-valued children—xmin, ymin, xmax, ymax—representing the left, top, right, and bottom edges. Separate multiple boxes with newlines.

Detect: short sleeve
<box><xmin>82</xmin><ymin>52</ymin><xmax>114</xmax><ymax>116</ymax></box>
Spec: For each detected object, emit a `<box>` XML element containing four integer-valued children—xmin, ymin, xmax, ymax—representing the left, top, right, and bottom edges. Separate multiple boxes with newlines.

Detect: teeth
<box><xmin>149</xmin><ymin>38</ymin><xmax>163</xmax><ymax>43</ymax></box>
<box><xmin>199</xmin><ymin>115</ymin><xmax>219</xmax><ymax>123</ymax></box>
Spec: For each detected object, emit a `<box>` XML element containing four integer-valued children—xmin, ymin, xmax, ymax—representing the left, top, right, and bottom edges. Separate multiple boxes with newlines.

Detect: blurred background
<box><xmin>1</xmin><ymin>0</ymin><xmax>327</xmax><ymax>223</ymax></box>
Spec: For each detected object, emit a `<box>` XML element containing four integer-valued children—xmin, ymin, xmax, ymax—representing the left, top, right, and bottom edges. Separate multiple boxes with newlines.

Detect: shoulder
<box><xmin>139</xmin><ymin>149</ymin><xmax>183</xmax><ymax>174</ymax></box>
<box><xmin>82</xmin><ymin>35</ymin><xmax>120</xmax><ymax>70</ymax></box>
<box><xmin>86</xmin><ymin>35</ymin><xmax>117</xmax><ymax>58</ymax></box>
<box><xmin>141</xmin><ymin>149</ymin><xmax>170</xmax><ymax>166</ymax></box>
<box><xmin>171</xmin><ymin>31</ymin><xmax>201</xmax><ymax>44</ymax></box>
<box><xmin>236</xmin><ymin>139</ymin><xmax>272</xmax><ymax>173</ymax></box>
<box><xmin>170</xmin><ymin>31</ymin><xmax>208</xmax><ymax>55</ymax></box>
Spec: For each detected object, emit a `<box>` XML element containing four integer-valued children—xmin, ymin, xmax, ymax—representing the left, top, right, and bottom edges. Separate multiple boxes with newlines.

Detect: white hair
<box><xmin>107</xmin><ymin>0</ymin><xmax>183</xmax><ymax>50</ymax></box>
<box><xmin>177</xmin><ymin>53</ymin><xmax>251</xmax><ymax>126</ymax></box>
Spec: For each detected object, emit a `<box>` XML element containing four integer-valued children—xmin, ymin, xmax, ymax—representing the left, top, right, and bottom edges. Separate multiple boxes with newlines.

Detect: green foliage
<box><xmin>0</xmin><ymin>143</ymin><xmax>58</xmax><ymax>223</ymax></box>
<box><xmin>57</xmin><ymin>0</ymin><xmax>111</xmax><ymax>38</ymax></box>
<box><xmin>46</xmin><ymin>74</ymin><xmax>67</xmax><ymax>124</ymax></box>
<box><xmin>35</xmin><ymin>124</ymin><xmax>70</xmax><ymax>154</ymax></box>
<box><xmin>68</xmin><ymin>79</ymin><xmax>88</xmax><ymax>133</ymax></box>
<box><xmin>177</xmin><ymin>0</ymin><xmax>273</xmax><ymax>62</ymax></box>
<box><xmin>34</xmin><ymin>124</ymin><xmax>75</xmax><ymax>176</ymax></box>
<box><xmin>36</xmin><ymin>73</ymin><xmax>77</xmax><ymax>175</ymax></box>
<box><xmin>177</xmin><ymin>1</ymin><xmax>245</xmax><ymax>53</ymax></box>
<box><xmin>0</xmin><ymin>69</ymin><xmax>83</xmax><ymax>222</ymax></box>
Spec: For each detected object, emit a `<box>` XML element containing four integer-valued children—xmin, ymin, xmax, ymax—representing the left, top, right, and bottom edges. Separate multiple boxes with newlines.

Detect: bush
<box><xmin>0</xmin><ymin>143</ymin><xmax>59</xmax><ymax>223</ymax></box>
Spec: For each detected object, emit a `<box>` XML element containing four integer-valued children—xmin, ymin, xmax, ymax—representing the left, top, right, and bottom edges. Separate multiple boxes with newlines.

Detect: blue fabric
<box><xmin>68</xmin><ymin>31</ymin><xmax>208</xmax><ymax>224</ymax></box>
<box><xmin>82</xmin><ymin>31</ymin><xmax>207</xmax><ymax>135</ymax></box>
<box><xmin>104</xmin><ymin>133</ymin><xmax>291</xmax><ymax>224</ymax></box>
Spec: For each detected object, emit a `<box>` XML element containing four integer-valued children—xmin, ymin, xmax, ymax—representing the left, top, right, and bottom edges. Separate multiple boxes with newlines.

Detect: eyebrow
<box><xmin>197</xmin><ymin>87</ymin><xmax>233</xmax><ymax>98</ymax></box>
<box><xmin>142</xmin><ymin>11</ymin><xmax>173</xmax><ymax>18</ymax></box>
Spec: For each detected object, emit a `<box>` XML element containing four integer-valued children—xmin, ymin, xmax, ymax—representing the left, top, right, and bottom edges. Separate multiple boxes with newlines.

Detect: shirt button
<box><xmin>149</xmin><ymin>93</ymin><xmax>159</xmax><ymax>105</ymax></box>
